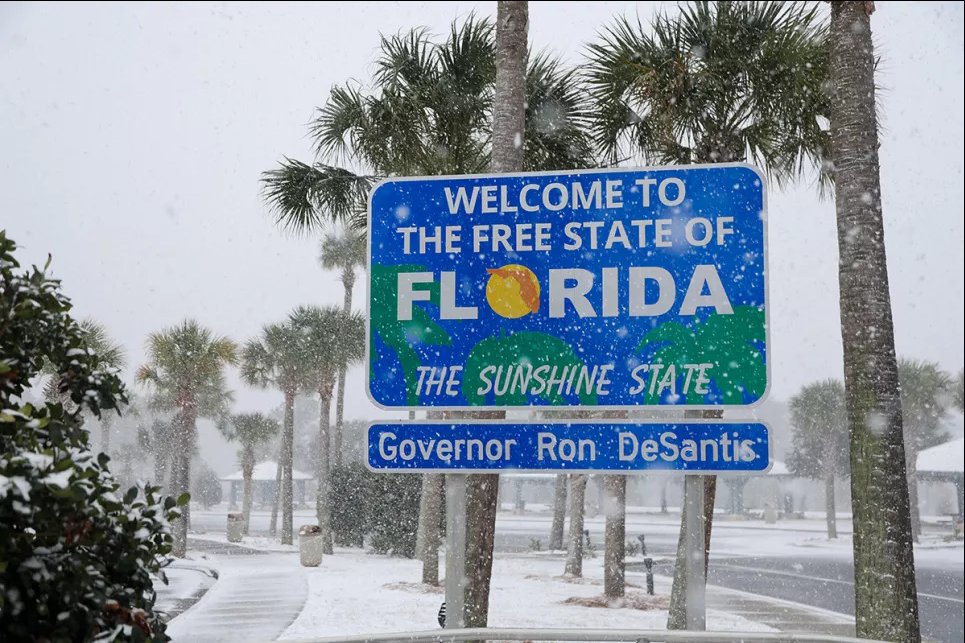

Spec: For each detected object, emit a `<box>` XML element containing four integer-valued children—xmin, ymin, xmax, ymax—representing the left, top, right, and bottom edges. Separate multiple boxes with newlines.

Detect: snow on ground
<box><xmin>279</xmin><ymin>550</ymin><xmax>774</xmax><ymax>639</ymax></box>
<box><xmin>793</xmin><ymin>533</ymin><xmax>964</xmax><ymax>565</ymax></box>
<box><xmin>155</xmin><ymin>555</ymin><xmax>220</xmax><ymax>620</ymax></box>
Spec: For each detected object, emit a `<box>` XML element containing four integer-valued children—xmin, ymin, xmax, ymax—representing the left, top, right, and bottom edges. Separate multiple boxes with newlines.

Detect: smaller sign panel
<box><xmin>367</xmin><ymin>421</ymin><xmax>770</xmax><ymax>474</ymax></box>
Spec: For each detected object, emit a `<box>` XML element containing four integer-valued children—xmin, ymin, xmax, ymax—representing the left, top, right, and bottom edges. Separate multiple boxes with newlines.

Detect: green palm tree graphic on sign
<box><xmin>462</xmin><ymin>332</ymin><xmax>597</xmax><ymax>406</ymax></box>
<box><xmin>370</xmin><ymin>263</ymin><xmax>451</xmax><ymax>404</ymax></box>
<box><xmin>636</xmin><ymin>305</ymin><xmax>766</xmax><ymax>404</ymax></box>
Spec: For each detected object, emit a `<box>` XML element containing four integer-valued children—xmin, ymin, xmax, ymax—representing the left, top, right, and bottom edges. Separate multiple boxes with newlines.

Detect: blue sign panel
<box><xmin>367</xmin><ymin>164</ymin><xmax>768</xmax><ymax>409</ymax></box>
<box><xmin>367</xmin><ymin>421</ymin><xmax>770</xmax><ymax>474</ymax></box>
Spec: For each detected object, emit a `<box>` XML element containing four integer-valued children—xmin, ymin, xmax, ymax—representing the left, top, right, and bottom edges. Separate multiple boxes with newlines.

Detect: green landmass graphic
<box><xmin>370</xmin><ymin>263</ymin><xmax>451</xmax><ymax>404</ymax></box>
<box><xmin>463</xmin><ymin>331</ymin><xmax>597</xmax><ymax>406</ymax></box>
<box><xmin>635</xmin><ymin>305</ymin><xmax>766</xmax><ymax>404</ymax></box>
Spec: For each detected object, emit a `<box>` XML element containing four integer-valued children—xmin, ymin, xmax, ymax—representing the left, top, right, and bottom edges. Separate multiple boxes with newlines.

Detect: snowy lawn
<box><xmin>793</xmin><ymin>532</ymin><xmax>964</xmax><ymax>565</ymax></box>
<box><xmin>191</xmin><ymin>532</ymin><xmax>299</xmax><ymax>553</ymax></box>
<box><xmin>279</xmin><ymin>550</ymin><xmax>773</xmax><ymax>639</ymax></box>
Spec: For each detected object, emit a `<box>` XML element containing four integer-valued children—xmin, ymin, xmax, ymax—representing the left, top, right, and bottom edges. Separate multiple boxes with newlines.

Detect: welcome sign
<box><xmin>366</xmin><ymin>164</ymin><xmax>768</xmax><ymax>409</ymax></box>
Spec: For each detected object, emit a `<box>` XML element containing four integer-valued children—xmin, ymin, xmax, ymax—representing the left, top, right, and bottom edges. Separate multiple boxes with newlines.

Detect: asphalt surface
<box><xmin>494</xmin><ymin>521</ymin><xmax>963</xmax><ymax>643</ymax></box>
<box><xmin>634</xmin><ymin>555</ymin><xmax>964</xmax><ymax>643</ymax></box>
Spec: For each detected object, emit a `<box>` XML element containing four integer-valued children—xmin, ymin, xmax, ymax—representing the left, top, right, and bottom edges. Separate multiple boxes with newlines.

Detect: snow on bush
<box><xmin>0</xmin><ymin>231</ymin><xmax>184</xmax><ymax>641</ymax></box>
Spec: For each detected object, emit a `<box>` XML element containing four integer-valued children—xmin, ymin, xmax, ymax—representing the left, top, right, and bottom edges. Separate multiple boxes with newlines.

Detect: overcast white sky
<box><xmin>2</xmin><ymin>2</ymin><xmax>963</xmax><ymax>434</ymax></box>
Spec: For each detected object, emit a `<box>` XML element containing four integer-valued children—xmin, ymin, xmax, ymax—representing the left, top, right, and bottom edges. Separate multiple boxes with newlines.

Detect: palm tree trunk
<box><xmin>464</xmin><ymin>469</ymin><xmax>499</xmax><ymax>628</ymax></box>
<box><xmin>666</xmin><ymin>482</ymin><xmax>690</xmax><ymax>630</ymax></box>
<box><xmin>421</xmin><ymin>473</ymin><xmax>444</xmax><ymax>586</ymax></box>
<box><xmin>905</xmin><ymin>439</ymin><xmax>921</xmax><ymax>542</ymax></box>
<box><xmin>564</xmin><ymin>474</ymin><xmax>587</xmax><ymax>577</ymax></box>
<box><xmin>830</xmin><ymin>3</ymin><xmax>920</xmax><ymax>640</ymax></box>
<box><xmin>242</xmin><ymin>447</ymin><xmax>255</xmax><ymax>535</ymax></box>
<box><xmin>908</xmin><ymin>471</ymin><xmax>921</xmax><ymax>543</ymax></box>
<box><xmin>280</xmin><ymin>389</ymin><xmax>295</xmax><ymax>545</ymax></box>
<box><xmin>460</xmin><ymin>2</ymin><xmax>529</xmax><ymax>631</ymax></box>
<box><xmin>317</xmin><ymin>384</ymin><xmax>334</xmax><ymax>554</ymax></box>
<box><xmin>603</xmin><ymin>475</ymin><xmax>627</xmax><ymax>600</ymax></box>
<box><xmin>101</xmin><ymin>415</ymin><xmax>113</xmax><ymax>455</ymax></box>
<box><xmin>269</xmin><ymin>451</ymin><xmax>282</xmax><ymax>537</ymax></box>
<box><xmin>170</xmin><ymin>408</ymin><xmax>194</xmax><ymax>558</ymax></box>
<box><xmin>154</xmin><ymin>445</ymin><xmax>168</xmax><ymax>490</ymax></box>
<box><xmin>549</xmin><ymin>474</ymin><xmax>567</xmax><ymax>550</ymax></box>
<box><xmin>825</xmin><ymin>473</ymin><xmax>838</xmax><ymax>540</ymax></box>
<box><xmin>333</xmin><ymin>270</ymin><xmax>355</xmax><ymax>468</ymax></box>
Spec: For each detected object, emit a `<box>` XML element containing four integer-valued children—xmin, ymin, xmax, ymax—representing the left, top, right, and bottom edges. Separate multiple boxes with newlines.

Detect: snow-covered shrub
<box><xmin>0</xmin><ymin>231</ymin><xmax>184</xmax><ymax>641</ymax></box>
<box><xmin>330</xmin><ymin>464</ymin><xmax>421</xmax><ymax>556</ymax></box>
<box><xmin>368</xmin><ymin>472</ymin><xmax>421</xmax><ymax>558</ymax></box>
<box><xmin>191</xmin><ymin>461</ymin><xmax>223</xmax><ymax>510</ymax></box>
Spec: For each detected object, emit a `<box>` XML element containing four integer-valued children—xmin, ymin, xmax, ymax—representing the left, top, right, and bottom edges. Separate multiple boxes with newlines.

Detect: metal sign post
<box><xmin>444</xmin><ymin>474</ymin><xmax>466</xmax><ymax>629</ymax></box>
<box><xmin>684</xmin><ymin>474</ymin><xmax>706</xmax><ymax>630</ymax></box>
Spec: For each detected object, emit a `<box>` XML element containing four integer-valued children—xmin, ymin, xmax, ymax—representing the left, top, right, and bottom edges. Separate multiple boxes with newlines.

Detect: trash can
<box><xmin>227</xmin><ymin>513</ymin><xmax>244</xmax><ymax>543</ymax></box>
<box><xmin>299</xmin><ymin>525</ymin><xmax>324</xmax><ymax>567</ymax></box>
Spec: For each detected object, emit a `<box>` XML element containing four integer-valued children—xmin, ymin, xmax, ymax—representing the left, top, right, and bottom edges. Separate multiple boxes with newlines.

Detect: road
<box><xmin>634</xmin><ymin>554</ymin><xmax>963</xmax><ymax>643</ymax></box>
<box><xmin>192</xmin><ymin>507</ymin><xmax>964</xmax><ymax>642</ymax></box>
<box><xmin>493</xmin><ymin>514</ymin><xmax>964</xmax><ymax>643</ymax></box>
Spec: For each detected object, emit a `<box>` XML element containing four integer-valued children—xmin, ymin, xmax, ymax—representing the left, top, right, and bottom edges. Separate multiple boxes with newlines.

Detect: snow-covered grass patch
<box><xmin>279</xmin><ymin>550</ymin><xmax>773</xmax><ymax>639</ymax></box>
<box><xmin>561</xmin><ymin>592</ymin><xmax>669</xmax><ymax>610</ymax></box>
<box><xmin>190</xmin><ymin>532</ymin><xmax>299</xmax><ymax>553</ymax></box>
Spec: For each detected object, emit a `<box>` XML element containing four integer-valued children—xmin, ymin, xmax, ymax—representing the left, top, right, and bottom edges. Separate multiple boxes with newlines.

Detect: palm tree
<box><xmin>263</xmin><ymin>16</ymin><xmax>593</xmax><ymax>623</ymax></box>
<box><xmin>548</xmin><ymin>474</ymin><xmax>567</xmax><ymax>550</ymax></box>
<box><xmin>79</xmin><ymin>320</ymin><xmax>127</xmax><ymax>454</ymax></box>
<box><xmin>261</xmin><ymin>16</ymin><xmax>591</xmax><ymax>232</ymax></box>
<box><xmin>137</xmin><ymin>320</ymin><xmax>237</xmax><ymax>557</ymax></box>
<box><xmin>564</xmin><ymin>474</ymin><xmax>588</xmax><ymax>577</ymax></box>
<box><xmin>787</xmin><ymin>380</ymin><xmax>848</xmax><ymax>539</ymax></box>
<box><xmin>462</xmin><ymin>3</ymin><xmax>529</xmax><ymax>628</ymax></box>
<box><xmin>225</xmin><ymin>413</ymin><xmax>279</xmax><ymax>535</ymax></box>
<box><xmin>898</xmin><ymin>359</ymin><xmax>952</xmax><ymax>540</ymax></box>
<box><xmin>584</xmin><ymin>1</ymin><xmax>829</xmax><ymax>625</ymax></box>
<box><xmin>319</xmin><ymin>228</ymin><xmax>366</xmax><ymax>467</ymax></box>
<box><xmin>137</xmin><ymin>417</ymin><xmax>175</xmax><ymax>488</ymax></box>
<box><xmin>44</xmin><ymin>319</ymin><xmax>126</xmax><ymax>453</ymax></box>
<box><xmin>829</xmin><ymin>3</ymin><xmax>919</xmax><ymax>638</ymax></box>
<box><xmin>241</xmin><ymin>320</ymin><xmax>311</xmax><ymax>546</ymax></box>
<box><xmin>290</xmin><ymin>305</ymin><xmax>364</xmax><ymax>554</ymax></box>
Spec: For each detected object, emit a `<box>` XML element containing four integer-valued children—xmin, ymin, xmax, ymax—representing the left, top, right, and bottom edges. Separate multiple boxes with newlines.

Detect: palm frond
<box><xmin>585</xmin><ymin>1</ymin><xmax>830</xmax><ymax>182</ymax></box>
<box><xmin>261</xmin><ymin>159</ymin><xmax>375</xmax><ymax>235</ymax></box>
<box><xmin>524</xmin><ymin>52</ymin><xmax>595</xmax><ymax>171</ymax></box>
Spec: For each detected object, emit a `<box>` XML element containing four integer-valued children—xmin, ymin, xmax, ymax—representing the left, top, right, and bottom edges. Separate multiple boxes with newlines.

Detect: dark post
<box><xmin>638</xmin><ymin>533</ymin><xmax>647</xmax><ymax>556</ymax></box>
<box><xmin>644</xmin><ymin>557</ymin><xmax>655</xmax><ymax>595</ymax></box>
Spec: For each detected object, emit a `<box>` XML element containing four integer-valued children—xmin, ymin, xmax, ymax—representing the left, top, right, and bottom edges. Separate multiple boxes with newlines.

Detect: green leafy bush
<box><xmin>329</xmin><ymin>464</ymin><xmax>421</xmax><ymax>557</ymax></box>
<box><xmin>191</xmin><ymin>461</ymin><xmax>224</xmax><ymax>510</ymax></box>
<box><xmin>331</xmin><ymin>463</ymin><xmax>370</xmax><ymax>547</ymax></box>
<box><xmin>0</xmin><ymin>231</ymin><xmax>183</xmax><ymax>641</ymax></box>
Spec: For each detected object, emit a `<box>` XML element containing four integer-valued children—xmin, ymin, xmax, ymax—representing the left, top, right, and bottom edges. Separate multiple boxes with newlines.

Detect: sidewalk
<box><xmin>165</xmin><ymin>539</ymin><xmax>308</xmax><ymax>643</ymax></box>
<box><xmin>623</xmin><ymin>563</ymin><xmax>855</xmax><ymax>638</ymax></box>
<box><xmin>703</xmin><ymin>579</ymin><xmax>854</xmax><ymax>637</ymax></box>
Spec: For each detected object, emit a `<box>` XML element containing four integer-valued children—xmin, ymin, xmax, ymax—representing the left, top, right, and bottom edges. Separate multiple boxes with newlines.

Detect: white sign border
<box><xmin>364</xmin><ymin>162</ymin><xmax>771</xmax><ymax>412</ymax></box>
<box><xmin>364</xmin><ymin>418</ymin><xmax>774</xmax><ymax>476</ymax></box>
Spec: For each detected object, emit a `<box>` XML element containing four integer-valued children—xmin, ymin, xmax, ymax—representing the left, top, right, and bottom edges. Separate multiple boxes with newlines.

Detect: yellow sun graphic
<box><xmin>485</xmin><ymin>264</ymin><xmax>541</xmax><ymax>318</ymax></box>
